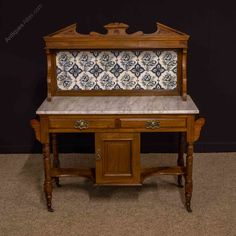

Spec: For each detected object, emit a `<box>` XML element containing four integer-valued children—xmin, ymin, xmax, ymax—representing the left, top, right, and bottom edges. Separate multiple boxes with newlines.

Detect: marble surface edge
<box><xmin>36</xmin><ymin>95</ymin><xmax>199</xmax><ymax>115</ymax></box>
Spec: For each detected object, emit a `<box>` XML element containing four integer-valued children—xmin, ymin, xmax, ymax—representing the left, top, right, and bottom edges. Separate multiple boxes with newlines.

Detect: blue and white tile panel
<box><xmin>56</xmin><ymin>50</ymin><xmax>177</xmax><ymax>90</ymax></box>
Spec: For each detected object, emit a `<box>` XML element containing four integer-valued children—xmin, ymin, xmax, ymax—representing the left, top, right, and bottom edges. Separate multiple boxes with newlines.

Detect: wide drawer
<box><xmin>120</xmin><ymin>118</ymin><xmax>186</xmax><ymax>130</ymax></box>
<box><xmin>49</xmin><ymin>117</ymin><xmax>115</xmax><ymax>130</ymax></box>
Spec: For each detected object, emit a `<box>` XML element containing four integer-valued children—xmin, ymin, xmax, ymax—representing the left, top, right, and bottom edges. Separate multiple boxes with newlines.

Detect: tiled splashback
<box><xmin>56</xmin><ymin>50</ymin><xmax>177</xmax><ymax>91</ymax></box>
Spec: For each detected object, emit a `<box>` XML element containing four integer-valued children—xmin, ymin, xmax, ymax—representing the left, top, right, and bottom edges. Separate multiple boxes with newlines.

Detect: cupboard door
<box><xmin>95</xmin><ymin>133</ymin><xmax>140</xmax><ymax>185</ymax></box>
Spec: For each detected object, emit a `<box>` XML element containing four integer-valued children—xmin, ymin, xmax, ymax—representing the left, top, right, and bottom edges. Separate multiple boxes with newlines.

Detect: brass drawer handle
<box><xmin>145</xmin><ymin>120</ymin><xmax>160</xmax><ymax>129</ymax></box>
<box><xmin>74</xmin><ymin>120</ymin><xmax>89</xmax><ymax>129</ymax></box>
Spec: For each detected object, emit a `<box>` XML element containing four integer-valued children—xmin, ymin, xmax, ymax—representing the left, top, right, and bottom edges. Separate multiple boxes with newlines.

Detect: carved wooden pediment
<box><xmin>45</xmin><ymin>22</ymin><xmax>188</xmax><ymax>38</ymax></box>
<box><xmin>44</xmin><ymin>22</ymin><xmax>189</xmax><ymax>49</ymax></box>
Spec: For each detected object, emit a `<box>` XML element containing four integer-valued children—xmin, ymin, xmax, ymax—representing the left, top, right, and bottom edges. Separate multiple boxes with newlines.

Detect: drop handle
<box><xmin>74</xmin><ymin>120</ymin><xmax>89</xmax><ymax>129</ymax></box>
<box><xmin>145</xmin><ymin>120</ymin><xmax>160</xmax><ymax>129</ymax></box>
<box><xmin>96</xmin><ymin>150</ymin><xmax>102</xmax><ymax>161</ymax></box>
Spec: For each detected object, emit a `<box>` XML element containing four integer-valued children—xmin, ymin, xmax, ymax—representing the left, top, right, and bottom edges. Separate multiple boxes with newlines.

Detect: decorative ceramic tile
<box><xmin>56</xmin><ymin>50</ymin><xmax>178</xmax><ymax>90</ymax></box>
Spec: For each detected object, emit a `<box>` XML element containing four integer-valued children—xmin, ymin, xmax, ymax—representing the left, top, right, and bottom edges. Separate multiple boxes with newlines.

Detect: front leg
<box><xmin>185</xmin><ymin>142</ymin><xmax>193</xmax><ymax>212</ymax></box>
<box><xmin>185</xmin><ymin>117</ymin><xmax>205</xmax><ymax>212</ymax></box>
<box><xmin>43</xmin><ymin>143</ymin><xmax>54</xmax><ymax>212</ymax></box>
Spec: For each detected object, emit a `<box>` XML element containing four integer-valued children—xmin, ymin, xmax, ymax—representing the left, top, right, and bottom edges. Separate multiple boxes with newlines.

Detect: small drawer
<box><xmin>49</xmin><ymin>117</ymin><xmax>115</xmax><ymax>130</ymax></box>
<box><xmin>120</xmin><ymin>118</ymin><xmax>186</xmax><ymax>130</ymax></box>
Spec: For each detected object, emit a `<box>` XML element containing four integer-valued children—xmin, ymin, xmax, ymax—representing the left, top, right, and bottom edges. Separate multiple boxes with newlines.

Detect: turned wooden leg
<box><xmin>185</xmin><ymin>142</ymin><xmax>194</xmax><ymax>212</ymax></box>
<box><xmin>177</xmin><ymin>132</ymin><xmax>185</xmax><ymax>188</ymax></box>
<box><xmin>184</xmin><ymin>117</ymin><xmax>205</xmax><ymax>212</ymax></box>
<box><xmin>52</xmin><ymin>134</ymin><xmax>61</xmax><ymax>187</ymax></box>
<box><xmin>43</xmin><ymin>143</ymin><xmax>54</xmax><ymax>212</ymax></box>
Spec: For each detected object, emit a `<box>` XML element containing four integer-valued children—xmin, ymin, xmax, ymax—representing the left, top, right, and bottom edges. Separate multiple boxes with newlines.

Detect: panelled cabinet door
<box><xmin>95</xmin><ymin>133</ymin><xmax>140</xmax><ymax>185</ymax></box>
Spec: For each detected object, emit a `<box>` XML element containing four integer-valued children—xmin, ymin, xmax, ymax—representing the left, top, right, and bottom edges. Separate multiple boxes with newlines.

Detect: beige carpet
<box><xmin>0</xmin><ymin>153</ymin><xmax>235</xmax><ymax>236</ymax></box>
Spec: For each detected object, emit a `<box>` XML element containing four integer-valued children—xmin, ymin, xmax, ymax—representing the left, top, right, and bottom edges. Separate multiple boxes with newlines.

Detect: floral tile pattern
<box><xmin>56</xmin><ymin>50</ymin><xmax>178</xmax><ymax>90</ymax></box>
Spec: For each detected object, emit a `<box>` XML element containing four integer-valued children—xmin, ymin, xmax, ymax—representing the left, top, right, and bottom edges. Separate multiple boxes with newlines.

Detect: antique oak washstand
<box><xmin>31</xmin><ymin>22</ymin><xmax>205</xmax><ymax>212</ymax></box>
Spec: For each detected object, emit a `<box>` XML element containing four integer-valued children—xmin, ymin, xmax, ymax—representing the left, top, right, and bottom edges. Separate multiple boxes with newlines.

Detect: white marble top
<box><xmin>36</xmin><ymin>95</ymin><xmax>199</xmax><ymax>115</ymax></box>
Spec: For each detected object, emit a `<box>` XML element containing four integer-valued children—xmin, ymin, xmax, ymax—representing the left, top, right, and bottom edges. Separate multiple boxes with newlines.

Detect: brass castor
<box><xmin>186</xmin><ymin>202</ymin><xmax>192</xmax><ymax>213</ymax></box>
